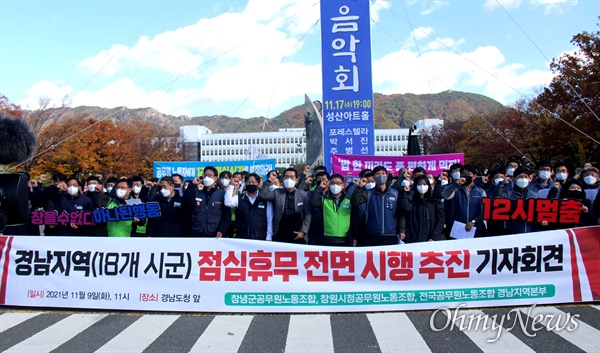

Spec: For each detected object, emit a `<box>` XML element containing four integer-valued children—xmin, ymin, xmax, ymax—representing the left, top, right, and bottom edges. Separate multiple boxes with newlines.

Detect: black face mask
<box><xmin>245</xmin><ymin>184</ymin><xmax>258</xmax><ymax>193</ymax></box>
<box><xmin>464</xmin><ymin>176</ymin><xmax>473</xmax><ymax>185</ymax></box>
<box><xmin>566</xmin><ymin>190</ymin><xmax>585</xmax><ymax>200</ymax></box>
<box><xmin>174</xmin><ymin>183</ymin><xmax>181</xmax><ymax>189</ymax></box>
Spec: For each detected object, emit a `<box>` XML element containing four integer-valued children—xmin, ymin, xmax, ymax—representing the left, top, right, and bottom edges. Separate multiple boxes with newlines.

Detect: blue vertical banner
<box><xmin>320</xmin><ymin>0</ymin><xmax>375</xmax><ymax>171</ymax></box>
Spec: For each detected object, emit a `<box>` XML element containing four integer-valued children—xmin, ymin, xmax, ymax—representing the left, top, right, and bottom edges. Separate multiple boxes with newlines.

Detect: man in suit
<box><xmin>259</xmin><ymin>167</ymin><xmax>311</xmax><ymax>244</ymax></box>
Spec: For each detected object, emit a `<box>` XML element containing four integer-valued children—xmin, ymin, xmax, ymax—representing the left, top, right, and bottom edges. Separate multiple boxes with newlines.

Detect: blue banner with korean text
<box><xmin>320</xmin><ymin>0</ymin><xmax>375</xmax><ymax>170</ymax></box>
<box><xmin>153</xmin><ymin>159</ymin><xmax>276</xmax><ymax>181</ymax></box>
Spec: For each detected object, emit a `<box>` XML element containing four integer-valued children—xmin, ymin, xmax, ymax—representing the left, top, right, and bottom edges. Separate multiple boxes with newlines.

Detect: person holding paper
<box><xmin>441</xmin><ymin>165</ymin><xmax>487</xmax><ymax>238</ymax></box>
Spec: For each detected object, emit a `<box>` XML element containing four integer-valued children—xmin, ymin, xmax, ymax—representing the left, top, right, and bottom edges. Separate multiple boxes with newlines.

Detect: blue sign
<box><xmin>320</xmin><ymin>0</ymin><xmax>375</xmax><ymax>170</ymax></box>
<box><xmin>153</xmin><ymin>159</ymin><xmax>276</xmax><ymax>181</ymax></box>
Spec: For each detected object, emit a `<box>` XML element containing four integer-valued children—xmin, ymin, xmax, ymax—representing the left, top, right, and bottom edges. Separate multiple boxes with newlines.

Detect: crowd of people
<box><xmin>3</xmin><ymin>159</ymin><xmax>599</xmax><ymax>245</ymax></box>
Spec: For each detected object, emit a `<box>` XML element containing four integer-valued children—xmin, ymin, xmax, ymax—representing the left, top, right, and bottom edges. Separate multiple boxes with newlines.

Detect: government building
<box><xmin>180</xmin><ymin>119</ymin><xmax>442</xmax><ymax>168</ymax></box>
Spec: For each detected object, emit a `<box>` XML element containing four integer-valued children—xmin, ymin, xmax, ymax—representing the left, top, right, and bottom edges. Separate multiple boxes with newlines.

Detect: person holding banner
<box><xmin>493</xmin><ymin>166</ymin><xmax>539</xmax><ymax>234</ymax></box>
<box><xmin>541</xmin><ymin>179</ymin><xmax>597</xmax><ymax>230</ymax></box>
<box><xmin>83</xmin><ymin>176</ymin><xmax>110</xmax><ymax>236</ymax></box>
<box><xmin>259</xmin><ymin>168</ymin><xmax>311</xmax><ymax>244</ymax></box>
<box><xmin>351</xmin><ymin>166</ymin><xmax>405</xmax><ymax>246</ymax></box>
<box><xmin>107</xmin><ymin>179</ymin><xmax>144</xmax><ymax>237</ymax></box>
<box><xmin>399</xmin><ymin>175</ymin><xmax>445</xmax><ymax>243</ymax></box>
<box><xmin>310</xmin><ymin>174</ymin><xmax>353</xmax><ymax>246</ymax></box>
<box><xmin>183</xmin><ymin>166</ymin><xmax>231</xmax><ymax>238</ymax></box>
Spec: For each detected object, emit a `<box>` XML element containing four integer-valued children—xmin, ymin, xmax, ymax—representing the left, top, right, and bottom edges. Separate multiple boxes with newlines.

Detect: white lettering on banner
<box><xmin>330</xmin><ymin>5</ymin><xmax>361</xmax><ymax>93</ymax></box>
<box><xmin>1</xmin><ymin>227</ymin><xmax>598</xmax><ymax>313</ymax></box>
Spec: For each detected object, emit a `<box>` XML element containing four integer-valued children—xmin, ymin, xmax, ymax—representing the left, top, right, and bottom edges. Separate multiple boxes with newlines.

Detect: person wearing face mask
<box><xmin>547</xmin><ymin>164</ymin><xmax>570</xmax><ymax>199</ymax></box>
<box><xmin>543</xmin><ymin>180</ymin><xmax>596</xmax><ymax>229</ymax></box>
<box><xmin>258</xmin><ymin>167</ymin><xmax>311</xmax><ymax>244</ymax></box>
<box><xmin>147</xmin><ymin>176</ymin><xmax>184</xmax><ymax>237</ymax></box>
<box><xmin>441</xmin><ymin>165</ymin><xmax>487</xmax><ymax>237</ymax></box>
<box><xmin>581</xmin><ymin>167</ymin><xmax>599</xmax><ymax>190</ymax></box>
<box><xmin>106</xmin><ymin>179</ymin><xmax>141</xmax><ymax>237</ymax></box>
<box><xmin>52</xmin><ymin>177</ymin><xmax>93</xmax><ymax>236</ymax></box>
<box><xmin>219</xmin><ymin>171</ymin><xmax>232</xmax><ymax>190</ymax></box>
<box><xmin>345</xmin><ymin>168</ymin><xmax>372</xmax><ymax>198</ymax></box>
<box><xmin>398</xmin><ymin>175</ymin><xmax>444</xmax><ymax>243</ymax></box>
<box><xmin>530</xmin><ymin>160</ymin><xmax>554</xmax><ymax>194</ymax></box>
<box><xmin>351</xmin><ymin>166</ymin><xmax>405</xmax><ymax>246</ymax></box>
<box><xmin>103</xmin><ymin>177</ymin><xmax>118</xmax><ymax>196</ymax></box>
<box><xmin>494</xmin><ymin>166</ymin><xmax>539</xmax><ymax>234</ymax></box>
<box><xmin>171</xmin><ymin>173</ymin><xmax>184</xmax><ymax>197</ymax></box>
<box><xmin>182</xmin><ymin>166</ymin><xmax>231</xmax><ymax>238</ymax></box>
<box><xmin>128</xmin><ymin>176</ymin><xmax>149</xmax><ymax>237</ymax></box>
<box><xmin>448</xmin><ymin>163</ymin><xmax>464</xmax><ymax>184</ymax></box>
<box><xmin>83</xmin><ymin>175</ymin><xmax>110</xmax><ymax>236</ymax></box>
<box><xmin>310</xmin><ymin>174</ymin><xmax>353</xmax><ymax>246</ymax></box>
<box><xmin>225</xmin><ymin>173</ymin><xmax>273</xmax><ymax>240</ymax></box>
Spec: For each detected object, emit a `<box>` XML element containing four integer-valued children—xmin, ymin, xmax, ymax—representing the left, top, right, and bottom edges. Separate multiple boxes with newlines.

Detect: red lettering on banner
<box><xmin>273</xmin><ymin>252</ymin><xmax>298</xmax><ymax>281</ymax></box>
<box><xmin>536</xmin><ymin>199</ymin><xmax>559</xmax><ymax>223</ymax></box>
<box><xmin>304</xmin><ymin>251</ymin><xmax>329</xmax><ymax>281</ymax></box>
<box><xmin>445</xmin><ymin>250</ymin><xmax>470</xmax><ymax>278</ymax></box>
<box><xmin>419</xmin><ymin>251</ymin><xmax>444</xmax><ymax>279</ymax></box>
<box><xmin>360</xmin><ymin>251</ymin><xmax>413</xmax><ymax>281</ymax></box>
<box><xmin>248</xmin><ymin>250</ymin><xmax>272</xmax><ymax>281</ymax></box>
<box><xmin>223</xmin><ymin>251</ymin><xmax>247</xmax><ymax>281</ymax></box>
<box><xmin>559</xmin><ymin>200</ymin><xmax>582</xmax><ymax>224</ymax></box>
<box><xmin>330</xmin><ymin>251</ymin><xmax>354</xmax><ymax>281</ymax></box>
<box><xmin>386</xmin><ymin>251</ymin><xmax>413</xmax><ymax>281</ymax></box>
<box><xmin>492</xmin><ymin>198</ymin><xmax>511</xmax><ymax>221</ymax></box>
<box><xmin>198</xmin><ymin>251</ymin><xmax>221</xmax><ymax>281</ymax></box>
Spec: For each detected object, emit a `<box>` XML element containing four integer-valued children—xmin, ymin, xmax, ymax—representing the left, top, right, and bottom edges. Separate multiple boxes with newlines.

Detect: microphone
<box><xmin>0</xmin><ymin>114</ymin><xmax>37</xmax><ymax>165</ymax></box>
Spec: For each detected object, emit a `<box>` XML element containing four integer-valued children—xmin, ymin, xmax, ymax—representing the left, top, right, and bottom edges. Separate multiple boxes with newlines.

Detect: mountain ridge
<box><xmin>28</xmin><ymin>90</ymin><xmax>506</xmax><ymax>133</ymax></box>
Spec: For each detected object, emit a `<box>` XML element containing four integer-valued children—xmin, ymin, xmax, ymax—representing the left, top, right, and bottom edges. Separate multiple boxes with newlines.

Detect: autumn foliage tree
<box><xmin>420</xmin><ymin>23</ymin><xmax>600</xmax><ymax>172</ymax></box>
<box><xmin>29</xmin><ymin>117</ymin><xmax>180</xmax><ymax>179</ymax></box>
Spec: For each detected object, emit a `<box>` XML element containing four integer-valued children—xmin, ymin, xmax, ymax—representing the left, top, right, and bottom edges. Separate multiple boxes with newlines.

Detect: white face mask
<box><xmin>494</xmin><ymin>178</ymin><xmax>504</xmax><ymax>186</ymax></box>
<box><xmin>220</xmin><ymin>179</ymin><xmax>230</xmax><ymax>187</ymax></box>
<box><xmin>329</xmin><ymin>184</ymin><xmax>343</xmax><ymax>195</ymax></box>
<box><xmin>401</xmin><ymin>179</ymin><xmax>411</xmax><ymax>187</ymax></box>
<box><xmin>365</xmin><ymin>182</ymin><xmax>376</xmax><ymax>190</ymax></box>
<box><xmin>87</xmin><ymin>184</ymin><xmax>97</xmax><ymax>192</ymax></box>
<box><xmin>452</xmin><ymin>171</ymin><xmax>461</xmax><ymax>180</ymax></box>
<box><xmin>116</xmin><ymin>189</ymin><xmax>127</xmax><ymax>199</ymax></box>
<box><xmin>507</xmin><ymin>167</ymin><xmax>516</xmax><ymax>176</ymax></box>
<box><xmin>584</xmin><ymin>175</ymin><xmax>597</xmax><ymax>185</ymax></box>
<box><xmin>283</xmin><ymin>179</ymin><xmax>296</xmax><ymax>189</ymax></box>
<box><xmin>440</xmin><ymin>179</ymin><xmax>448</xmax><ymax>187</ymax></box>
<box><xmin>67</xmin><ymin>186</ymin><xmax>79</xmax><ymax>196</ymax></box>
<box><xmin>161</xmin><ymin>188</ymin><xmax>171</xmax><ymax>197</ymax></box>
<box><xmin>555</xmin><ymin>172</ymin><xmax>567</xmax><ymax>181</ymax></box>
<box><xmin>133</xmin><ymin>186</ymin><xmax>142</xmax><ymax>194</ymax></box>
<box><xmin>203</xmin><ymin>177</ymin><xmax>215</xmax><ymax>187</ymax></box>
<box><xmin>416</xmin><ymin>185</ymin><xmax>429</xmax><ymax>194</ymax></box>
<box><xmin>516</xmin><ymin>178</ymin><xmax>529</xmax><ymax>189</ymax></box>
<box><xmin>428</xmin><ymin>178</ymin><xmax>435</xmax><ymax>185</ymax></box>
<box><xmin>538</xmin><ymin>170</ymin><xmax>551</xmax><ymax>181</ymax></box>
<box><xmin>106</xmin><ymin>186</ymin><xmax>113</xmax><ymax>193</ymax></box>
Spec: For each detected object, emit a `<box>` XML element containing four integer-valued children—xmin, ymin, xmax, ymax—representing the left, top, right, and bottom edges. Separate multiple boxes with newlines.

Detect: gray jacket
<box><xmin>259</xmin><ymin>186</ymin><xmax>312</xmax><ymax>236</ymax></box>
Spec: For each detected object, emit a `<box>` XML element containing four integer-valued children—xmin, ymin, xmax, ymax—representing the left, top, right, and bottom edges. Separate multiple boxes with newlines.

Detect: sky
<box><xmin>1</xmin><ymin>0</ymin><xmax>598</xmax><ymax>120</ymax></box>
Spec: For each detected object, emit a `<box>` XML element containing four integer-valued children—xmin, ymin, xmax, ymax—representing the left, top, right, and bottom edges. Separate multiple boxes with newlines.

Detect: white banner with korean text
<box><xmin>0</xmin><ymin>227</ymin><xmax>598</xmax><ymax>313</ymax></box>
